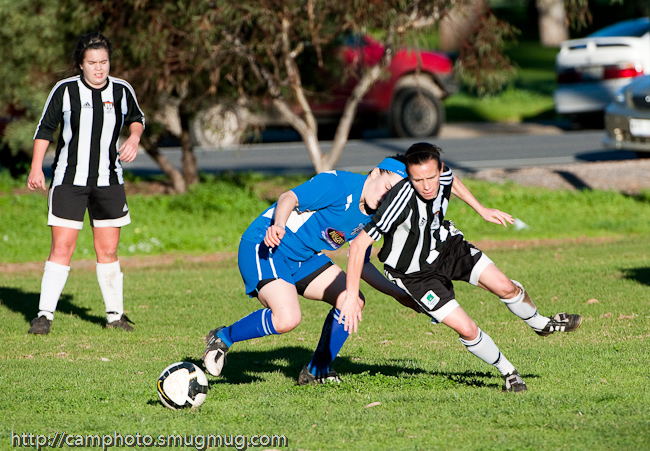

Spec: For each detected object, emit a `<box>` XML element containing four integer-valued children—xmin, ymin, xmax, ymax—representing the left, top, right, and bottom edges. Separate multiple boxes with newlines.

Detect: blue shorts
<box><xmin>238</xmin><ymin>239</ymin><xmax>333</xmax><ymax>298</ymax></box>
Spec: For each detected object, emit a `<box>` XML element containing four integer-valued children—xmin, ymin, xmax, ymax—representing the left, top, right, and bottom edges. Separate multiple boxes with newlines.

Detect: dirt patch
<box><xmin>0</xmin><ymin>252</ymin><xmax>237</xmax><ymax>274</ymax></box>
<box><xmin>0</xmin><ymin>236</ymin><xmax>623</xmax><ymax>274</ymax></box>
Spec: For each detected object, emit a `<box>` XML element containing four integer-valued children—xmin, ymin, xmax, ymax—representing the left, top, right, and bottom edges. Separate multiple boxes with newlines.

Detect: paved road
<box><xmin>43</xmin><ymin>124</ymin><xmax>637</xmax><ymax>177</ymax></box>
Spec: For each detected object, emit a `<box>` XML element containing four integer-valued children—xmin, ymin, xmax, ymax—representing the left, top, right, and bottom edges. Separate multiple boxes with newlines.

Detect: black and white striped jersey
<box><xmin>364</xmin><ymin>165</ymin><xmax>460</xmax><ymax>274</ymax></box>
<box><xmin>34</xmin><ymin>75</ymin><xmax>145</xmax><ymax>187</ymax></box>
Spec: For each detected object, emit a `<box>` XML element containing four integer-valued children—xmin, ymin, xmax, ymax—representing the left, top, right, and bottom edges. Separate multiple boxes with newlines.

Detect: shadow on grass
<box><xmin>0</xmin><ymin>286</ymin><xmax>106</xmax><ymax>327</ymax></box>
<box><xmin>188</xmin><ymin>347</ymin><xmax>536</xmax><ymax>390</ymax></box>
<box><xmin>620</xmin><ymin>267</ymin><xmax>650</xmax><ymax>286</ymax></box>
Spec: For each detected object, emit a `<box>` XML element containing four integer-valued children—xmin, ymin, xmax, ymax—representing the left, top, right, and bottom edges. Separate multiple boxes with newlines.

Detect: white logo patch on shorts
<box><xmin>420</xmin><ymin>290</ymin><xmax>440</xmax><ymax>310</ymax></box>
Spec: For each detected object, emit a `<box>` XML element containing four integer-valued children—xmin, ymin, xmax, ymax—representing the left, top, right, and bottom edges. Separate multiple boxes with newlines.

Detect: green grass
<box><xmin>1</xmin><ymin>172</ymin><xmax>650</xmax><ymax>450</ymax></box>
<box><xmin>1</xmin><ymin>237</ymin><xmax>649</xmax><ymax>450</ymax></box>
<box><xmin>2</xmin><ymin>173</ymin><xmax>650</xmax><ymax>264</ymax></box>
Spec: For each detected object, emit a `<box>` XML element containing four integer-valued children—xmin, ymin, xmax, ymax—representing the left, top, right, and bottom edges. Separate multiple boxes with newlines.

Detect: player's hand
<box><xmin>338</xmin><ymin>293</ymin><xmax>364</xmax><ymax>333</ymax></box>
<box><xmin>27</xmin><ymin>168</ymin><xmax>47</xmax><ymax>191</ymax></box>
<box><xmin>117</xmin><ymin>136</ymin><xmax>139</xmax><ymax>163</ymax></box>
<box><xmin>480</xmin><ymin>208</ymin><xmax>514</xmax><ymax>227</ymax></box>
<box><xmin>264</xmin><ymin>225</ymin><xmax>286</xmax><ymax>247</ymax></box>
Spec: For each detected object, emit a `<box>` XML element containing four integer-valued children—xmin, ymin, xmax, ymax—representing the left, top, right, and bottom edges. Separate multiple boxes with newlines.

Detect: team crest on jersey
<box><xmin>104</xmin><ymin>101</ymin><xmax>115</xmax><ymax>113</ymax></box>
<box><xmin>322</xmin><ymin>228</ymin><xmax>346</xmax><ymax>248</ymax></box>
<box><xmin>420</xmin><ymin>290</ymin><xmax>440</xmax><ymax>310</ymax></box>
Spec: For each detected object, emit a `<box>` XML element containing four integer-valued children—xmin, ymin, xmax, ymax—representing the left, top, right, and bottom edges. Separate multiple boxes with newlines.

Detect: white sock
<box><xmin>501</xmin><ymin>280</ymin><xmax>549</xmax><ymax>330</ymax></box>
<box><xmin>460</xmin><ymin>328</ymin><xmax>516</xmax><ymax>376</ymax></box>
<box><xmin>38</xmin><ymin>261</ymin><xmax>71</xmax><ymax>321</ymax></box>
<box><xmin>96</xmin><ymin>261</ymin><xmax>124</xmax><ymax>323</ymax></box>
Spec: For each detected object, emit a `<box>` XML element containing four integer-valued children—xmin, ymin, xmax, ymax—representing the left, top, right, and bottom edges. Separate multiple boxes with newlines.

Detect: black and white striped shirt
<box><xmin>34</xmin><ymin>75</ymin><xmax>145</xmax><ymax>187</ymax></box>
<box><xmin>364</xmin><ymin>165</ymin><xmax>460</xmax><ymax>274</ymax></box>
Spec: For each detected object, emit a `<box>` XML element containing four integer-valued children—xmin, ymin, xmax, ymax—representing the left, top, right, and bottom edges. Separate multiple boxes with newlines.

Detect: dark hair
<box><xmin>73</xmin><ymin>32</ymin><xmax>113</xmax><ymax>73</ymax></box>
<box><xmin>404</xmin><ymin>142</ymin><xmax>443</xmax><ymax>175</ymax></box>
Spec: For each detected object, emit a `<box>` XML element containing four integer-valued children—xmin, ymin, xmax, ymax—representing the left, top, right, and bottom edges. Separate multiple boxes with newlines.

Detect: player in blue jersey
<box><xmin>202</xmin><ymin>157</ymin><xmax>420</xmax><ymax>385</ymax></box>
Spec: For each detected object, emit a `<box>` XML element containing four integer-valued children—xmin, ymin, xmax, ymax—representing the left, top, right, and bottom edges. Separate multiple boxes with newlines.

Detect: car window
<box><xmin>589</xmin><ymin>18</ymin><xmax>649</xmax><ymax>38</ymax></box>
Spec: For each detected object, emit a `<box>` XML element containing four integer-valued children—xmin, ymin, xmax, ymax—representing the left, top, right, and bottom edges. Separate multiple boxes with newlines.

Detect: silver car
<box><xmin>554</xmin><ymin>18</ymin><xmax>650</xmax><ymax>122</ymax></box>
<box><xmin>604</xmin><ymin>75</ymin><xmax>650</xmax><ymax>154</ymax></box>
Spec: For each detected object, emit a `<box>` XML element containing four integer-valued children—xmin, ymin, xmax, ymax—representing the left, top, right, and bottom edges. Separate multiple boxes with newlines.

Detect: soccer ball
<box><xmin>157</xmin><ymin>362</ymin><xmax>209</xmax><ymax>410</ymax></box>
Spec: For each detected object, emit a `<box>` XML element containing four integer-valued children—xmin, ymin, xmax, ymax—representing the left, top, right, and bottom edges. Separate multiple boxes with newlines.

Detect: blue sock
<box><xmin>307</xmin><ymin>308</ymin><xmax>350</xmax><ymax>377</ymax></box>
<box><xmin>217</xmin><ymin>308</ymin><xmax>278</xmax><ymax>347</ymax></box>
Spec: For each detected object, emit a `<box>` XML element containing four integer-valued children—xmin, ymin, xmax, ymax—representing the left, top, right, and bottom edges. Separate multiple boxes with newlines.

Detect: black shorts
<box><xmin>384</xmin><ymin>235</ymin><xmax>493</xmax><ymax>323</ymax></box>
<box><xmin>47</xmin><ymin>184</ymin><xmax>131</xmax><ymax>230</ymax></box>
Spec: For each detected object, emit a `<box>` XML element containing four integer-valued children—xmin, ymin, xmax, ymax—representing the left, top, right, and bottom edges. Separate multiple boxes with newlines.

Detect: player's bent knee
<box><xmin>273</xmin><ymin>312</ymin><xmax>302</xmax><ymax>333</ymax></box>
<box><xmin>457</xmin><ymin>322</ymin><xmax>479</xmax><ymax>341</ymax></box>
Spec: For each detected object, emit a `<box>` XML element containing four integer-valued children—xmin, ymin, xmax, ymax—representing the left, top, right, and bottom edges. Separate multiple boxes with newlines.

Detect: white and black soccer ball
<box><xmin>157</xmin><ymin>362</ymin><xmax>209</xmax><ymax>410</ymax></box>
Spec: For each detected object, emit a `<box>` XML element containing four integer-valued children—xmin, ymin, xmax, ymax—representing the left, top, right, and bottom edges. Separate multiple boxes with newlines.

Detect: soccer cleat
<box><xmin>28</xmin><ymin>316</ymin><xmax>52</xmax><ymax>335</ymax></box>
<box><xmin>202</xmin><ymin>326</ymin><xmax>230</xmax><ymax>377</ymax></box>
<box><xmin>503</xmin><ymin>370</ymin><xmax>527</xmax><ymax>393</ymax></box>
<box><xmin>297</xmin><ymin>365</ymin><xmax>341</xmax><ymax>386</ymax></box>
<box><xmin>106</xmin><ymin>314</ymin><xmax>135</xmax><ymax>331</ymax></box>
<box><xmin>534</xmin><ymin>312</ymin><xmax>582</xmax><ymax>337</ymax></box>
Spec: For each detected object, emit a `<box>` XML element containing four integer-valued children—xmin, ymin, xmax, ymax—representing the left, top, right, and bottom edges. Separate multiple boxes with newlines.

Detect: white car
<box><xmin>554</xmin><ymin>18</ymin><xmax>650</xmax><ymax>123</ymax></box>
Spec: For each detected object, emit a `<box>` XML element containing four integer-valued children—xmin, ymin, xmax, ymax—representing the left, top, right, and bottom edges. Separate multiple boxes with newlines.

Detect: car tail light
<box><xmin>557</xmin><ymin>63</ymin><xmax>643</xmax><ymax>84</ymax></box>
<box><xmin>603</xmin><ymin>63</ymin><xmax>643</xmax><ymax>80</ymax></box>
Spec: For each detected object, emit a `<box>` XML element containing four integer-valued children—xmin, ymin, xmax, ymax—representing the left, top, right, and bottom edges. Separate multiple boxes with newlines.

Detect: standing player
<box><xmin>202</xmin><ymin>157</ymin><xmax>420</xmax><ymax>385</ymax></box>
<box><xmin>342</xmin><ymin>142</ymin><xmax>582</xmax><ymax>392</ymax></box>
<box><xmin>27</xmin><ymin>32</ymin><xmax>145</xmax><ymax>335</ymax></box>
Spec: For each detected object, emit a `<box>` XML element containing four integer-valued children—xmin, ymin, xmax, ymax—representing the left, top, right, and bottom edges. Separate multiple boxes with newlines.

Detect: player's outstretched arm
<box><xmin>339</xmin><ymin>231</ymin><xmax>374</xmax><ymax>333</ymax></box>
<box><xmin>451</xmin><ymin>175</ymin><xmax>514</xmax><ymax>228</ymax></box>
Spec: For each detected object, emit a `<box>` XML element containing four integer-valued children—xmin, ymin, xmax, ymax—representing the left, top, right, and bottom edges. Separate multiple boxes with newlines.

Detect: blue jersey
<box><xmin>242</xmin><ymin>171</ymin><xmax>371</xmax><ymax>262</ymax></box>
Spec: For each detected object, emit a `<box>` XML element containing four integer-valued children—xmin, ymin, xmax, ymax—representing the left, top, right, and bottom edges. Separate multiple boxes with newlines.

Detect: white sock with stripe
<box><xmin>501</xmin><ymin>280</ymin><xmax>549</xmax><ymax>330</ymax></box>
<box><xmin>460</xmin><ymin>328</ymin><xmax>516</xmax><ymax>376</ymax></box>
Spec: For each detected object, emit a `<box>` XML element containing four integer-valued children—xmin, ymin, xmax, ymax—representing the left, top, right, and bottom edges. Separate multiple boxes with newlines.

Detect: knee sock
<box><xmin>217</xmin><ymin>308</ymin><xmax>278</xmax><ymax>347</ymax></box>
<box><xmin>307</xmin><ymin>308</ymin><xmax>350</xmax><ymax>377</ymax></box>
<box><xmin>37</xmin><ymin>261</ymin><xmax>71</xmax><ymax>321</ymax></box>
<box><xmin>460</xmin><ymin>328</ymin><xmax>516</xmax><ymax>376</ymax></box>
<box><xmin>501</xmin><ymin>280</ymin><xmax>549</xmax><ymax>330</ymax></box>
<box><xmin>97</xmin><ymin>261</ymin><xmax>124</xmax><ymax>323</ymax></box>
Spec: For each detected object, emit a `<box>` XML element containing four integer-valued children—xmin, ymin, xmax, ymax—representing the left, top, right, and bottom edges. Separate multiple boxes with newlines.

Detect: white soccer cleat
<box><xmin>202</xmin><ymin>327</ymin><xmax>229</xmax><ymax>377</ymax></box>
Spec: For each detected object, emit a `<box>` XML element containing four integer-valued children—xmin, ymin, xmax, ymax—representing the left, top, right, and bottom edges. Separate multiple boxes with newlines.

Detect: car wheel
<box><xmin>391</xmin><ymin>87</ymin><xmax>444</xmax><ymax>138</ymax></box>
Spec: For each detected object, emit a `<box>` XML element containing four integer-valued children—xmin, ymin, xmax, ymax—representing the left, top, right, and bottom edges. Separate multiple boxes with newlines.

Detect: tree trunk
<box><xmin>537</xmin><ymin>0</ymin><xmax>568</xmax><ymax>47</ymax></box>
<box><xmin>140</xmin><ymin>134</ymin><xmax>187</xmax><ymax>194</ymax></box>
<box><xmin>179</xmin><ymin>111</ymin><xmax>200</xmax><ymax>187</ymax></box>
<box><xmin>439</xmin><ymin>0</ymin><xmax>486</xmax><ymax>53</ymax></box>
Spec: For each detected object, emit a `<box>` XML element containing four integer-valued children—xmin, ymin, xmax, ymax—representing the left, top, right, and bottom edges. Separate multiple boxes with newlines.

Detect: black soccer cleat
<box><xmin>202</xmin><ymin>326</ymin><xmax>230</xmax><ymax>377</ymax></box>
<box><xmin>28</xmin><ymin>316</ymin><xmax>52</xmax><ymax>335</ymax></box>
<box><xmin>297</xmin><ymin>365</ymin><xmax>341</xmax><ymax>386</ymax></box>
<box><xmin>106</xmin><ymin>314</ymin><xmax>135</xmax><ymax>331</ymax></box>
<box><xmin>534</xmin><ymin>312</ymin><xmax>582</xmax><ymax>337</ymax></box>
<box><xmin>503</xmin><ymin>370</ymin><xmax>527</xmax><ymax>393</ymax></box>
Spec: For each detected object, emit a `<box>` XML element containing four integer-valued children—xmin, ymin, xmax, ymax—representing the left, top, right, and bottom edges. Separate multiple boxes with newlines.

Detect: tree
<box><xmin>2</xmin><ymin>0</ymin><xmax>588</xmax><ymax>188</ymax></box>
<box><xmin>0</xmin><ymin>0</ymin><xmax>76</xmax><ymax>174</ymax></box>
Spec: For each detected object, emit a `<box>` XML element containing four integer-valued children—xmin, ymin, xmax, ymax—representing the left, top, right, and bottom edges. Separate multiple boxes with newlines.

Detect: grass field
<box><xmin>1</xmin><ymin>173</ymin><xmax>649</xmax><ymax>451</ymax></box>
<box><xmin>1</xmin><ymin>239</ymin><xmax>649</xmax><ymax>451</ymax></box>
